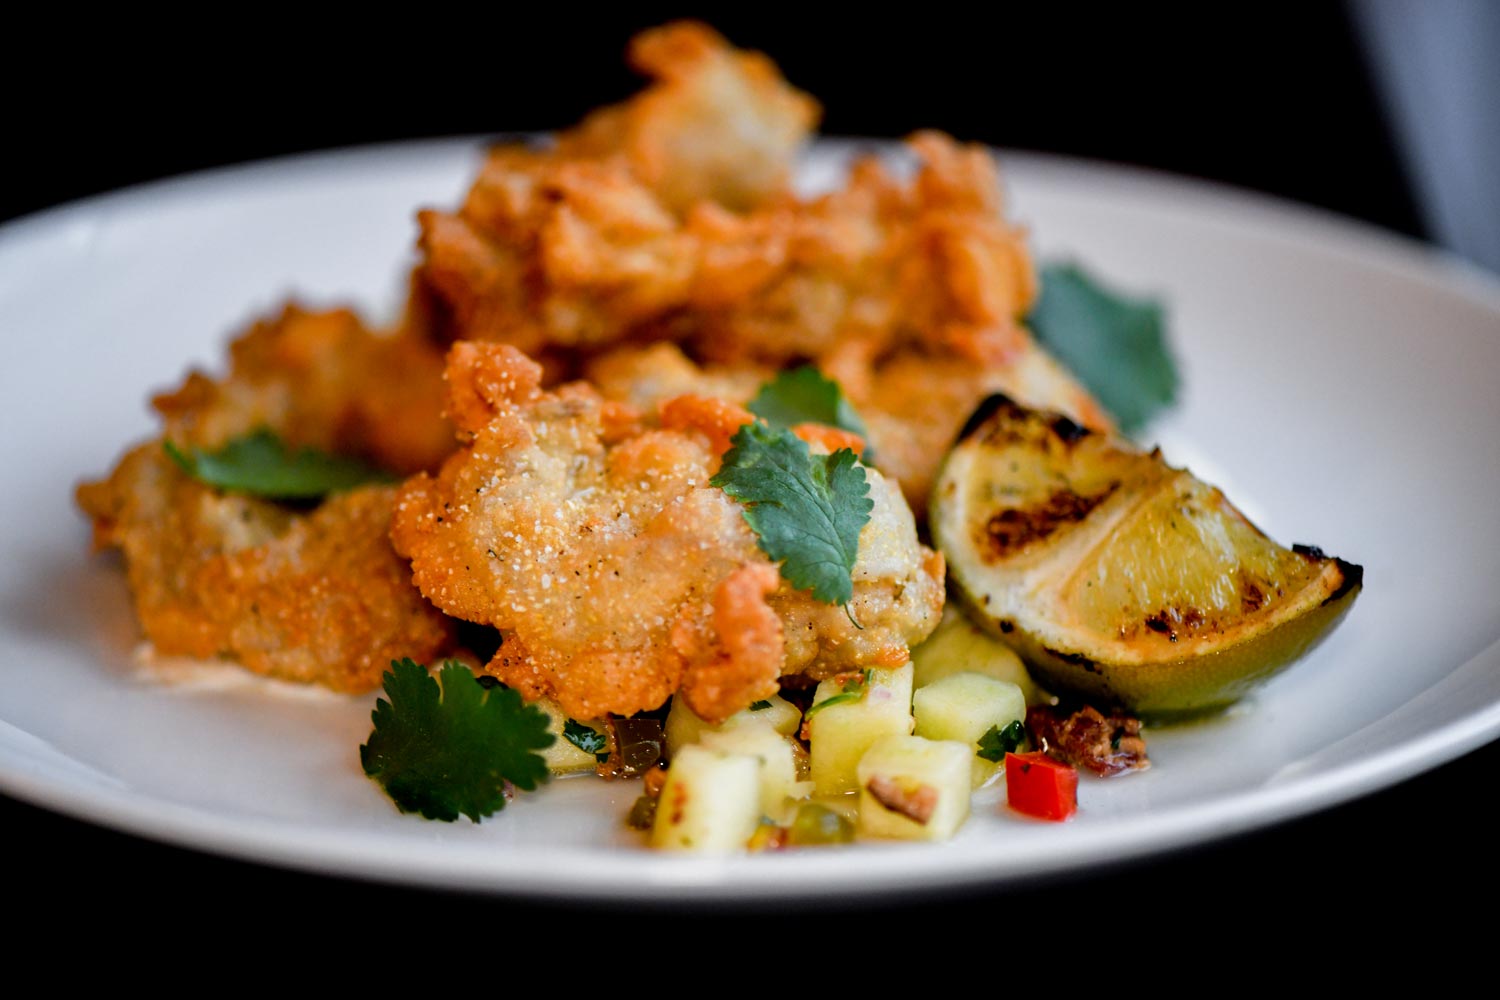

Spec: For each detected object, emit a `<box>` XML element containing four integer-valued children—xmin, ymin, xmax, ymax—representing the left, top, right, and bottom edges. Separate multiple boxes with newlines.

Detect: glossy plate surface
<box><xmin>2</xmin><ymin>139</ymin><xmax>1497</xmax><ymax>900</ymax></box>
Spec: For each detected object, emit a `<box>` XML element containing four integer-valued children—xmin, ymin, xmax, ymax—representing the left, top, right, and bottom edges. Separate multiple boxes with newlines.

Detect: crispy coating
<box><xmin>677</xmin><ymin>563</ymin><xmax>785</xmax><ymax>718</ymax></box>
<box><xmin>81</xmin><ymin>24</ymin><xmax>1112</xmax><ymax>706</ymax></box>
<box><xmin>78</xmin><ymin>445</ymin><xmax>452</xmax><ymax>691</ymax></box>
<box><xmin>418</xmin><ymin>154</ymin><xmax>698</xmax><ymax>356</ymax></box>
<box><xmin>390</xmin><ymin>343</ymin><xmax>943</xmax><ymax>722</ymax></box>
<box><xmin>586</xmin><ymin>342</ymin><xmax>770</xmax><ymax>413</ymax></box>
<box><xmin>584</xmin><ymin>340</ymin><xmax>1105</xmax><ymax>517</ymax></box>
<box><xmin>826</xmin><ymin>344</ymin><xmax>1110</xmax><ymax>516</ymax></box>
<box><xmin>420</xmin><ymin>127</ymin><xmax>1106</xmax><ymax>512</ymax></box>
<box><xmin>415</xmin><ymin>22</ymin><xmax>817</xmax><ymax>355</ymax></box>
<box><xmin>421</xmin><ymin>131</ymin><xmax>1034</xmax><ymax>363</ymax></box>
<box><xmin>153</xmin><ymin>303</ymin><xmax>452</xmax><ymax>475</ymax></box>
<box><xmin>557</xmin><ymin>21</ymin><xmax>820</xmax><ymax>214</ymax></box>
<box><xmin>414</xmin><ymin>24</ymin><xmax>1101</xmax><ymax>500</ymax></box>
<box><xmin>676</xmin><ymin>131</ymin><xmax>1041</xmax><ymax>369</ymax></box>
<box><xmin>78</xmin><ymin>305</ymin><xmax>457</xmax><ymax>689</ymax></box>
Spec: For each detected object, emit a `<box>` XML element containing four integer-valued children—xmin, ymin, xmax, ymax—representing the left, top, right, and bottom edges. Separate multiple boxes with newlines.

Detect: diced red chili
<box><xmin>1004</xmin><ymin>751</ymin><xmax>1078</xmax><ymax>821</ymax></box>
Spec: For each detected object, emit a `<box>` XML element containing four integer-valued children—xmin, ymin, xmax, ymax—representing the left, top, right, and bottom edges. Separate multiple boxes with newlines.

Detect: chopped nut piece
<box><xmin>864</xmin><ymin>775</ymin><xmax>939</xmax><ymax>825</ymax></box>
<box><xmin>1027</xmin><ymin>703</ymin><xmax>1150</xmax><ymax>776</ymax></box>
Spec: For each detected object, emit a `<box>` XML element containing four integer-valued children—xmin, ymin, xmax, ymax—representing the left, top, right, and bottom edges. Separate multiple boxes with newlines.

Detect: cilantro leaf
<box><xmin>563</xmin><ymin>718</ymin><xmax>610</xmax><ymax>762</ymax></box>
<box><xmin>804</xmin><ymin>693</ymin><xmax>861</xmax><ymax>718</ymax></box>
<box><xmin>748</xmin><ymin>367</ymin><xmax>874</xmax><ymax>459</ymax></box>
<box><xmin>805</xmin><ymin>668</ymin><xmax>872</xmax><ymax>719</ymax></box>
<box><xmin>1026</xmin><ymin>262</ymin><xmax>1178</xmax><ymax>434</ymax></box>
<box><xmin>977</xmin><ymin>720</ymin><xmax>1026</xmax><ymax>763</ymax></box>
<box><xmin>164</xmin><ymin>428</ymin><xmax>394</xmax><ymax>500</ymax></box>
<box><xmin>360</xmin><ymin>658</ymin><xmax>553</xmax><ymax>822</ymax></box>
<box><xmin>711</xmin><ymin>421</ymin><xmax>873</xmax><ymax>605</ymax></box>
<box><xmin>748</xmin><ymin>700</ymin><xmax>773</xmax><ymax>712</ymax></box>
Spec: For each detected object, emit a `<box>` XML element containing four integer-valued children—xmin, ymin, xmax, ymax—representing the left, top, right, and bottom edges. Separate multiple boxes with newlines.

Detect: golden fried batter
<box><xmin>584</xmin><ymin>339</ymin><xmax>1105</xmax><ymax>518</ymax></box>
<box><xmin>153</xmin><ymin>303</ymin><xmax>452</xmax><ymax>474</ymax></box>
<box><xmin>676</xmin><ymin>131</ymin><xmax>1041</xmax><ymax>369</ymax></box>
<box><xmin>413</xmin><ymin>24</ymin><xmax>1106</xmax><ymax>508</ymax></box>
<box><xmin>418</xmin><ymin>155</ymin><xmax>699</xmax><ymax>357</ymax></box>
<box><xmin>557</xmin><ymin>21</ymin><xmax>820</xmax><ymax>214</ymax></box>
<box><xmin>81</xmin><ymin>23</ymin><xmax>1113</xmax><ymax>706</ymax></box>
<box><xmin>419</xmin><ymin>125</ymin><xmax>1106</xmax><ymax>512</ymax></box>
<box><xmin>390</xmin><ymin>343</ymin><xmax>943</xmax><ymax>723</ymax></box>
<box><xmin>78</xmin><ymin>446</ymin><xmax>452</xmax><ymax>691</ymax></box>
<box><xmin>586</xmin><ymin>342</ymin><xmax>770</xmax><ymax>411</ymax></box>
<box><xmin>414</xmin><ymin>22</ymin><xmax>817</xmax><ymax>356</ymax></box>
<box><xmin>78</xmin><ymin>305</ymin><xmax>457</xmax><ymax>690</ymax></box>
<box><xmin>826</xmin><ymin>344</ymin><xmax>1110</xmax><ymax>516</ymax></box>
<box><xmin>420</xmin><ymin>129</ymin><xmax>1034</xmax><ymax>361</ymax></box>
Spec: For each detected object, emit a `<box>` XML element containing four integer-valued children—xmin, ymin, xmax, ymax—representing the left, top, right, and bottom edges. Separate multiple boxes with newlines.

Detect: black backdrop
<box><xmin>5</xmin><ymin>7</ymin><xmax>1422</xmax><ymax>234</ymax></box>
<box><xmin>6</xmin><ymin>6</ymin><xmax>1492</xmax><ymax>950</ymax></box>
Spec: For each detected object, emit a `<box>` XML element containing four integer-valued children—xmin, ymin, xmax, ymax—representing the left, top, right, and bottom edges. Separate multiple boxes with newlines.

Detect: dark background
<box><xmin>3</xmin><ymin>7</ymin><xmax>1424</xmax><ymax>235</ymax></box>
<box><xmin>6</xmin><ymin>7</ymin><xmax>1490</xmax><ymax>946</ymax></box>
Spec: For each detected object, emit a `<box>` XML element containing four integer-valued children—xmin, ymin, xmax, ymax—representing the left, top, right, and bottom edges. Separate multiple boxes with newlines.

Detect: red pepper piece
<box><xmin>1004</xmin><ymin>751</ymin><xmax>1078</xmax><ymax>821</ymax></box>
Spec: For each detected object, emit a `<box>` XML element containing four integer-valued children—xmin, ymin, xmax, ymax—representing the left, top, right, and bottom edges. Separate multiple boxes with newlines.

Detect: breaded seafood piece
<box><xmin>825</xmin><ymin>343</ymin><xmax>1110</xmax><ymax>517</ymax></box>
<box><xmin>153</xmin><ymin>304</ymin><xmax>452</xmax><ymax>474</ymax></box>
<box><xmin>421</xmin><ymin>131</ymin><xmax>1036</xmax><ymax>365</ymax></box>
<box><xmin>675</xmin><ymin>131</ymin><xmax>1041</xmax><ymax>369</ymax></box>
<box><xmin>584</xmin><ymin>342</ymin><xmax>769</xmax><ymax>412</ymax></box>
<box><xmin>419</xmin><ymin>152</ymin><xmax>701</xmax><ymax>357</ymax></box>
<box><xmin>415</xmin><ymin>22</ymin><xmax>816</xmax><ymax>355</ymax></box>
<box><xmin>420</xmin><ymin>127</ymin><xmax>1105</xmax><ymax>512</ymax></box>
<box><xmin>390</xmin><ymin>342</ymin><xmax>944</xmax><ymax>723</ymax></box>
<box><xmin>557</xmin><ymin>21</ymin><xmax>820</xmax><ymax>214</ymax></box>
<box><xmin>78</xmin><ymin>446</ymin><xmax>452</xmax><ymax>691</ymax></box>
<box><xmin>582</xmin><ymin>341</ymin><xmax>1106</xmax><ymax>519</ymax></box>
<box><xmin>77</xmin><ymin>305</ymin><xmax>457</xmax><ymax>690</ymax></box>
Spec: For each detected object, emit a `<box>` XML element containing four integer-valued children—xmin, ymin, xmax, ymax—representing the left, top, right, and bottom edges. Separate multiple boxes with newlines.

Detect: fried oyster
<box><xmin>78</xmin><ymin>306</ymin><xmax>456</xmax><ymax>691</ymax></box>
<box><xmin>390</xmin><ymin>342</ymin><xmax>944</xmax><ymax>723</ymax></box>
<box><xmin>418</xmin><ymin>31</ymin><xmax>1106</xmax><ymax>512</ymax></box>
<box><xmin>553</xmin><ymin>20</ymin><xmax>821</xmax><ymax>214</ymax></box>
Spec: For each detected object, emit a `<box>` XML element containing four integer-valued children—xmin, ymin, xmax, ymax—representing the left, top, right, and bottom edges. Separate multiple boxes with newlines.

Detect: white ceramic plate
<box><xmin>2</xmin><ymin>140</ymin><xmax>1498</xmax><ymax>901</ymax></box>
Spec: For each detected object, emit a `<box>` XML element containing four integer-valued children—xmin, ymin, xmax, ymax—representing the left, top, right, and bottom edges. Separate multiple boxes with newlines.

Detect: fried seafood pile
<box><xmin>418</xmin><ymin>24</ymin><xmax>1106</xmax><ymax>511</ymax></box>
<box><xmin>422</xmin><ymin>119</ymin><xmax>1106</xmax><ymax>510</ymax></box>
<box><xmin>79</xmin><ymin>21</ymin><xmax>1105</xmax><ymax>721</ymax></box>
<box><xmin>392</xmin><ymin>343</ymin><xmax>942</xmax><ymax>722</ymax></box>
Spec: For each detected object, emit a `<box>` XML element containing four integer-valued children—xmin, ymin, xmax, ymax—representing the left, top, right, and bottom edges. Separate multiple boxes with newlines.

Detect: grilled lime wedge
<box><xmin>931</xmin><ymin>396</ymin><xmax>1362</xmax><ymax>719</ymax></box>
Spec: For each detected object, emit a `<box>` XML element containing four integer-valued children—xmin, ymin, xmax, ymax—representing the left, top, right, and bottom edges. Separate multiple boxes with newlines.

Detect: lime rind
<box><xmin>976</xmin><ymin>573</ymin><xmax>1361</xmax><ymax>720</ymax></box>
<box><xmin>932</xmin><ymin>395</ymin><xmax>1363</xmax><ymax>719</ymax></box>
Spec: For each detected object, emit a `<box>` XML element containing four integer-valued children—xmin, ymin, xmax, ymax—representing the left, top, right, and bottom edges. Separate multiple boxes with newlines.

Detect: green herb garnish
<box><xmin>1026</xmin><ymin>262</ymin><xmax>1178</xmax><ymax>434</ymax></box>
<box><xmin>748</xmin><ymin>366</ymin><xmax>874</xmax><ymax>459</ymax></box>
<box><xmin>977</xmin><ymin>720</ymin><xmax>1026</xmax><ymax>763</ymax></box>
<box><xmin>804</xmin><ymin>668</ymin><xmax>872</xmax><ymax>719</ymax></box>
<box><xmin>564</xmin><ymin>718</ymin><xmax>611</xmax><ymax>763</ymax></box>
<box><xmin>711</xmin><ymin>421</ymin><xmax>872</xmax><ymax>606</ymax></box>
<box><xmin>164</xmin><ymin>428</ymin><xmax>393</xmax><ymax>499</ymax></box>
<box><xmin>360</xmin><ymin>658</ymin><xmax>553</xmax><ymax>822</ymax></box>
<box><xmin>748</xmin><ymin>700</ymin><xmax>773</xmax><ymax>712</ymax></box>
